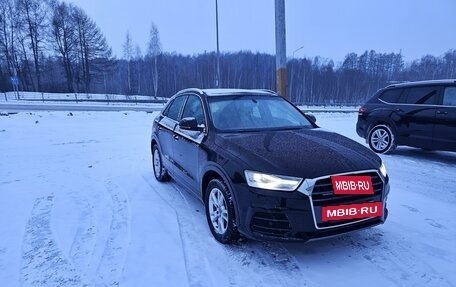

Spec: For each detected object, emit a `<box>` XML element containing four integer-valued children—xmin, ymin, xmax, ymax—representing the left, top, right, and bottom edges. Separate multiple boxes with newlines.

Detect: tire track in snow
<box><xmin>21</xmin><ymin>195</ymin><xmax>92</xmax><ymax>287</ymax></box>
<box><xmin>166</xmin><ymin>180</ymin><xmax>309</xmax><ymax>287</ymax></box>
<box><xmin>96</xmin><ymin>181</ymin><xmax>131</xmax><ymax>286</ymax></box>
<box><xmin>141</xmin><ymin>175</ymin><xmax>203</xmax><ymax>287</ymax></box>
<box><xmin>68</xmin><ymin>192</ymin><xmax>97</xmax><ymax>279</ymax></box>
<box><xmin>143</xmin><ymin>174</ymin><xmax>310</xmax><ymax>287</ymax></box>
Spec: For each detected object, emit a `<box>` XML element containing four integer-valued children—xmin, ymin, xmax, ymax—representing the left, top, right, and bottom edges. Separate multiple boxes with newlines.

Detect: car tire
<box><xmin>205</xmin><ymin>179</ymin><xmax>239</xmax><ymax>244</ymax></box>
<box><xmin>368</xmin><ymin>124</ymin><xmax>397</xmax><ymax>154</ymax></box>
<box><xmin>152</xmin><ymin>144</ymin><xmax>170</xmax><ymax>182</ymax></box>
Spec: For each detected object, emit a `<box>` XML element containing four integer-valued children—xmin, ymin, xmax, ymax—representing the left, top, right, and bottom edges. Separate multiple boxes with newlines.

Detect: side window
<box><xmin>181</xmin><ymin>95</ymin><xmax>206</xmax><ymax>126</ymax></box>
<box><xmin>402</xmin><ymin>86</ymin><xmax>440</xmax><ymax>105</ymax></box>
<box><xmin>166</xmin><ymin>96</ymin><xmax>186</xmax><ymax>121</ymax></box>
<box><xmin>443</xmin><ymin>87</ymin><xmax>456</xmax><ymax>106</ymax></box>
<box><xmin>379</xmin><ymin>88</ymin><xmax>403</xmax><ymax>103</ymax></box>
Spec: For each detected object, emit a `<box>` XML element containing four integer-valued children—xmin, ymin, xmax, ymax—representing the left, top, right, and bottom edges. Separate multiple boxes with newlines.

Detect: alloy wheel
<box><xmin>153</xmin><ymin>148</ymin><xmax>162</xmax><ymax>179</ymax></box>
<box><xmin>370</xmin><ymin>128</ymin><xmax>390</xmax><ymax>151</ymax></box>
<box><xmin>208</xmin><ymin>188</ymin><xmax>228</xmax><ymax>234</ymax></box>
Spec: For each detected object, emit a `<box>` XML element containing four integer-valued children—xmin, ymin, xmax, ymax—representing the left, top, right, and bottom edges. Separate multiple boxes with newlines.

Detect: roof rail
<box><xmin>177</xmin><ymin>88</ymin><xmax>204</xmax><ymax>95</ymax></box>
<box><xmin>259</xmin><ymin>89</ymin><xmax>277</xmax><ymax>94</ymax></box>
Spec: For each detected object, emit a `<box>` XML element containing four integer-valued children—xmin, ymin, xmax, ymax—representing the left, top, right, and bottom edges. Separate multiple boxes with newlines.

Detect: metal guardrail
<box><xmin>1</xmin><ymin>92</ymin><xmax>168</xmax><ymax>104</ymax></box>
<box><xmin>0</xmin><ymin>102</ymin><xmax>358</xmax><ymax>113</ymax></box>
<box><xmin>299</xmin><ymin>107</ymin><xmax>358</xmax><ymax>113</ymax></box>
<box><xmin>17</xmin><ymin>98</ymin><xmax>167</xmax><ymax>104</ymax></box>
<box><xmin>0</xmin><ymin>102</ymin><xmax>162</xmax><ymax>112</ymax></box>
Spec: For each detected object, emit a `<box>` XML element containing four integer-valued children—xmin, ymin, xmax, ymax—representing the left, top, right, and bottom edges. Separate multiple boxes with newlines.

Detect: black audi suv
<box><xmin>357</xmin><ymin>79</ymin><xmax>456</xmax><ymax>153</ymax></box>
<box><xmin>151</xmin><ymin>89</ymin><xmax>389</xmax><ymax>243</ymax></box>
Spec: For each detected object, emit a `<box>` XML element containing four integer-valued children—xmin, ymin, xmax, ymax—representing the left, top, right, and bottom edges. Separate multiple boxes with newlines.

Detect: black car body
<box><xmin>357</xmin><ymin>79</ymin><xmax>456</xmax><ymax>153</ymax></box>
<box><xmin>151</xmin><ymin>88</ymin><xmax>389</xmax><ymax>243</ymax></box>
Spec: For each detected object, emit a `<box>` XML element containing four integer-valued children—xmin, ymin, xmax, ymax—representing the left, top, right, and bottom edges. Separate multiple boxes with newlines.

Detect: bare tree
<box><xmin>73</xmin><ymin>6</ymin><xmax>113</xmax><ymax>92</ymax></box>
<box><xmin>122</xmin><ymin>31</ymin><xmax>133</xmax><ymax>94</ymax></box>
<box><xmin>147</xmin><ymin>22</ymin><xmax>161</xmax><ymax>98</ymax></box>
<box><xmin>0</xmin><ymin>0</ymin><xmax>16</xmax><ymax>75</ymax></box>
<box><xmin>50</xmin><ymin>1</ymin><xmax>77</xmax><ymax>92</ymax></box>
<box><xmin>16</xmin><ymin>0</ymin><xmax>49</xmax><ymax>91</ymax></box>
<box><xmin>134</xmin><ymin>44</ymin><xmax>142</xmax><ymax>94</ymax></box>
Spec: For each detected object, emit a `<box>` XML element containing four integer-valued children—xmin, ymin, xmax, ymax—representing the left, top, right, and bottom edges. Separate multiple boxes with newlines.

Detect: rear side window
<box><xmin>379</xmin><ymin>88</ymin><xmax>403</xmax><ymax>103</ymax></box>
<box><xmin>443</xmin><ymin>87</ymin><xmax>456</xmax><ymax>106</ymax></box>
<box><xmin>165</xmin><ymin>96</ymin><xmax>186</xmax><ymax>121</ymax></box>
<box><xmin>400</xmin><ymin>86</ymin><xmax>440</xmax><ymax>105</ymax></box>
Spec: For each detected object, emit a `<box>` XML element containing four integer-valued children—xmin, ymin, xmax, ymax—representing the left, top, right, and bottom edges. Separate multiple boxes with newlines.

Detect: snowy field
<box><xmin>0</xmin><ymin>111</ymin><xmax>455</xmax><ymax>287</ymax></box>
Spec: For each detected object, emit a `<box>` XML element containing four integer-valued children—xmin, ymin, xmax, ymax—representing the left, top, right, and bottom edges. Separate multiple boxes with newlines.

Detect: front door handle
<box><xmin>437</xmin><ymin>110</ymin><xmax>448</xmax><ymax>115</ymax></box>
<box><xmin>173</xmin><ymin>134</ymin><xmax>179</xmax><ymax>141</ymax></box>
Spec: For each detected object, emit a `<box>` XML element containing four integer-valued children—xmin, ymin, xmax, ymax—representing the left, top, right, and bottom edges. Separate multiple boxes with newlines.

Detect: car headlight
<box><xmin>379</xmin><ymin>162</ymin><xmax>387</xmax><ymax>178</ymax></box>
<box><xmin>244</xmin><ymin>170</ymin><xmax>303</xmax><ymax>191</ymax></box>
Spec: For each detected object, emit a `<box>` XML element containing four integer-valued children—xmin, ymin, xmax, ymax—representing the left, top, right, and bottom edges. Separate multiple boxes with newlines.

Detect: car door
<box><xmin>156</xmin><ymin>95</ymin><xmax>187</xmax><ymax>174</ymax></box>
<box><xmin>172</xmin><ymin>94</ymin><xmax>207</xmax><ymax>194</ymax></box>
<box><xmin>433</xmin><ymin>86</ymin><xmax>456</xmax><ymax>151</ymax></box>
<box><xmin>392</xmin><ymin>85</ymin><xmax>441</xmax><ymax>149</ymax></box>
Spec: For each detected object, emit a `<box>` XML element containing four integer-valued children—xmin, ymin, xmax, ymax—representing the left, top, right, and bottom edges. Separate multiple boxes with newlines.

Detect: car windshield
<box><xmin>208</xmin><ymin>95</ymin><xmax>312</xmax><ymax>131</ymax></box>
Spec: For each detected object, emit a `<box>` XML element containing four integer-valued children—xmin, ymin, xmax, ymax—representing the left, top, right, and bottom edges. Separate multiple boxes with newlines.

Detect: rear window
<box><xmin>379</xmin><ymin>88</ymin><xmax>403</xmax><ymax>103</ymax></box>
<box><xmin>400</xmin><ymin>86</ymin><xmax>440</xmax><ymax>105</ymax></box>
<box><xmin>443</xmin><ymin>87</ymin><xmax>456</xmax><ymax>106</ymax></box>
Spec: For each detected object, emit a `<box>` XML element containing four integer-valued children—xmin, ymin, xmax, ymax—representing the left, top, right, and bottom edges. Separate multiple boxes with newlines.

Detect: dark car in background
<box><xmin>151</xmin><ymin>88</ymin><xmax>389</xmax><ymax>244</ymax></box>
<box><xmin>357</xmin><ymin>79</ymin><xmax>456</xmax><ymax>153</ymax></box>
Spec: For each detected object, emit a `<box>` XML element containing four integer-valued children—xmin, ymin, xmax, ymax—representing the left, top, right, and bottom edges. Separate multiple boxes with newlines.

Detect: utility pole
<box><xmin>215</xmin><ymin>0</ymin><xmax>221</xmax><ymax>88</ymax></box>
<box><xmin>275</xmin><ymin>0</ymin><xmax>287</xmax><ymax>98</ymax></box>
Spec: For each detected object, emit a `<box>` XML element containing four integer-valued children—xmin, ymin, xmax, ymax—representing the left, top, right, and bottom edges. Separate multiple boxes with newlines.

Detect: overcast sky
<box><xmin>68</xmin><ymin>0</ymin><xmax>455</xmax><ymax>63</ymax></box>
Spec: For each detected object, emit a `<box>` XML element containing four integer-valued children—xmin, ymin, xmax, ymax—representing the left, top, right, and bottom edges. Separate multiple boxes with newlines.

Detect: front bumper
<box><xmin>234</xmin><ymin>170</ymin><xmax>389</xmax><ymax>242</ymax></box>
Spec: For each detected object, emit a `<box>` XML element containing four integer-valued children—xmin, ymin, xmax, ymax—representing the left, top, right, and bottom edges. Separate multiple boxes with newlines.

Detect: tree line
<box><xmin>1</xmin><ymin>0</ymin><xmax>455</xmax><ymax>104</ymax></box>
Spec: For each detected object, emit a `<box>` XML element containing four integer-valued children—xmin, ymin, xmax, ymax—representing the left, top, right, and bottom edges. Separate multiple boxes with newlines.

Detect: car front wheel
<box><xmin>205</xmin><ymin>179</ymin><xmax>239</xmax><ymax>244</ymax></box>
<box><xmin>152</xmin><ymin>144</ymin><xmax>170</xmax><ymax>182</ymax></box>
<box><xmin>368</xmin><ymin>124</ymin><xmax>396</xmax><ymax>154</ymax></box>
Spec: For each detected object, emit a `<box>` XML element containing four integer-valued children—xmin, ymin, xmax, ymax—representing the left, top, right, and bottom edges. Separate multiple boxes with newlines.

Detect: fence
<box><xmin>1</xmin><ymin>91</ymin><xmax>168</xmax><ymax>105</ymax></box>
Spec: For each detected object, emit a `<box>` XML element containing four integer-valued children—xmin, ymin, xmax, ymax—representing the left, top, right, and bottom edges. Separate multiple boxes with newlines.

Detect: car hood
<box><xmin>214</xmin><ymin>128</ymin><xmax>381</xmax><ymax>179</ymax></box>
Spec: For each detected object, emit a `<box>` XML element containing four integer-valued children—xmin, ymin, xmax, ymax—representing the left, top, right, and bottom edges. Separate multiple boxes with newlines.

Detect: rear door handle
<box><xmin>396</xmin><ymin>108</ymin><xmax>404</xmax><ymax>113</ymax></box>
<box><xmin>173</xmin><ymin>134</ymin><xmax>179</xmax><ymax>141</ymax></box>
<box><xmin>437</xmin><ymin>110</ymin><xmax>448</xmax><ymax>115</ymax></box>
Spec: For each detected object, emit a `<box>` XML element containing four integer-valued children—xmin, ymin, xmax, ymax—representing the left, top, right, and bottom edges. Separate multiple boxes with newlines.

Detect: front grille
<box><xmin>250</xmin><ymin>211</ymin><xmax>291</xmax><ymax>237</ymax></box>
<box><xmin>311</xmin><ymin>171</ymin><xmax>384</xmax><ymax>228</ymax></box>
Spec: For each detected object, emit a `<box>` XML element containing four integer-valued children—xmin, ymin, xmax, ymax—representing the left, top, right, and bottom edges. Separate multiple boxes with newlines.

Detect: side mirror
<box><xmin>179</xmin><ymin>117</ymin><xmax>203</xmax><ymax>131</ymax></box>
<box><xmin>306</xmin><ymin>113</ymin><xmax>317</xmax><ymax>123</ymax></box>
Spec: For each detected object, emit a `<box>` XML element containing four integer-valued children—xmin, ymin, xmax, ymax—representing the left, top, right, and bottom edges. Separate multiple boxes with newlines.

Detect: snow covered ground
<box><xmin>0</xmin><ymin>111</ymin><xmax>455</xmax><ymax>287</ymax></box>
